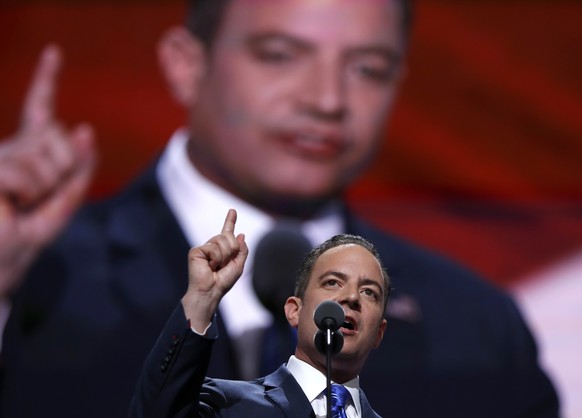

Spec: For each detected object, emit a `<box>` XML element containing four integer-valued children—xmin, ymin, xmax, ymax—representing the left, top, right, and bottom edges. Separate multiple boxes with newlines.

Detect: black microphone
<box><xmin>252</xmin><ymin>222</ymin><xmax>312</xmax><ymax>320</ymax></box>
<box><xmin>314</xmin><ymin>300</ymin><xmax>345</xmax><ymax>418</ymax></box>
<box><xmin>314</xmin><ymin>300</ymin><xmax>345</xmax><ymax>331</ymax></box>
<box><xmin>314</xmin><ymin>329</ymin><xmax>344</xmax><ymax>355</ymax></box>
<box><xmin>313</xmin><ymin>300</ymin><xmax>345</xmax><ymax>355</ymax></box>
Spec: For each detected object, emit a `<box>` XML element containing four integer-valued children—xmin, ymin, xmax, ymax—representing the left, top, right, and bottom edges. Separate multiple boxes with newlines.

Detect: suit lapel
<box><xmin>106</xmin><ymin>163</ymin><xmax>190</xmax><ymax>318</ymax></box>
<box><xmin>359</xmin><ymin>389</ymin><xmax>381</xmax><ymax>418</ymax></box>
<box><xmin>261</xmin><ymin>365</ymin><xmax>378</xmax><ymax>417</ymax></box>
<box><xmin>263</xmin><ymin>366</ymin><xmax>314</xmax><ymax>417</ymax></box>
<box><xmin>106</xmin><ymin>163</ymin><xmax>240</xmax><ymax>380</ymax></box>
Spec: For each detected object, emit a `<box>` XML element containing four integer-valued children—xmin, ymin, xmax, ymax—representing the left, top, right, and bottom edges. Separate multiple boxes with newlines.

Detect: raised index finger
<box><xmin>21</xmin><ymin>44</ymin><xmax>62</xmax><ymax>131</ymax></box>
<box><xmin>221</xmin><ymin>209</ymin><xmax>238</xmax><ymax>235</ymax></box>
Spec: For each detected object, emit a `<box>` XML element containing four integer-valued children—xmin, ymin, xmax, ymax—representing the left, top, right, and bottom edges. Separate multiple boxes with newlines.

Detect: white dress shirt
<box><xmin>287</xmin><ymin>355</ymin><xmax>362</xmax><ymax>418</ymax></box>
<box><xmin>157</xmin><ymin>129</ymin><xmax>344</xmax><ymax>377</ymax></box>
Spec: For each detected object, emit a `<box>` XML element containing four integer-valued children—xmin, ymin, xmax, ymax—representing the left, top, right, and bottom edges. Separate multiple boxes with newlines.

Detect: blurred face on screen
<box><xmin>187</xmin><ymin>0</ymin><xmax>406</xmax><ymax>210</ymax></box>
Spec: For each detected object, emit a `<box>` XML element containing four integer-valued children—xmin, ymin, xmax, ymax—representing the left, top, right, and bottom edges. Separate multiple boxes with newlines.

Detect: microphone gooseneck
<box><xmin>314</xmin><ymin>329</ymin><xmax>344</xmax><ymax>355</ymax></box>
<box><xmin>313</xmin><ymin>300</ymin><xmax>345</xmax><ymax>418</ymax></box>
<box><xmin>313</xmin><ymin>300</ymin><xmax>345</xmax><ymax>355</ymax></box>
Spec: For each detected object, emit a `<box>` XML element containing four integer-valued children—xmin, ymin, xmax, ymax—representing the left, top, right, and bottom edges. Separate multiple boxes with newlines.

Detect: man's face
<box><xmin>287</xmin><ymin>244</ymin><xmax>387</xmax><ymax>377</ymax></box>
<box><xmin>188</xmin><ymin>0</ymin><xmax>405</xmax><ymax>203</ymax></box>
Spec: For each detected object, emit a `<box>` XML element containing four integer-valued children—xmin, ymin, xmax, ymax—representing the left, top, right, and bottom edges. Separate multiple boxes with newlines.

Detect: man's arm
<box><xmin>129</xmin><ymin>209</ymin><xmax>248</xmax><ymax>418</ymax></box>
<box><xmin>181</xmin><ymin>209</ymin><xmax>248</xmax><ymax>333</ymax></box>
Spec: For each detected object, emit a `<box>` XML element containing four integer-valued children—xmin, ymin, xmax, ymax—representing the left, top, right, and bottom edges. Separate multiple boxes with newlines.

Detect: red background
<box><xmin>1</xmin><ymin>0</ymin><xmax>581</xmax><ymax>286</ymax></box>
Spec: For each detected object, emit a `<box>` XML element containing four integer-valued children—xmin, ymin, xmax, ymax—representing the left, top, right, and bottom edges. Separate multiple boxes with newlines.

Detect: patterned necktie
<box><xmin>331</xmin><ymin>384</ymin><xmax>352</xmax><ymax>418</ymax></box>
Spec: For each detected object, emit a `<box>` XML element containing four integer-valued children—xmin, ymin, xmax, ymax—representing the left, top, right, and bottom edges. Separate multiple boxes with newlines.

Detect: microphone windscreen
<box><xmin>314</xmin><ymin>329</ymin><xmax>344</xmax><ymax>355</ymax></box>
<box><xmin>252</xmin><ymin>222</ymin><xmax>312</xmax><ymax>320</ymax></box>
<box><xmin>313</xmin><ymin>300</ymin><xmax>345</xmax><ymax>331</ymax></box>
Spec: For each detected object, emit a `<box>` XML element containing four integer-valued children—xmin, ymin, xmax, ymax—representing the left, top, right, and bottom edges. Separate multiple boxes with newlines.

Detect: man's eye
<box><xmin>324</xmin><ymin>279</ymin><xmax>339</xmax><ymax>287</ymax></box>
<box><xmin>349</xmin><ymin>55</ymin><xmax>399</xmax><ymax>83</ymax></box>
<box><xmin>352</xmin><ymin>63</ymin><xmax>393</xmax><ymax>82</ymax></box>
<box><xmin>362</xmin><ymin>288</ymin><xmax>378</xmax><ymax>299</ymax></box>
<box><xmin>254</xmin><ymin>48</ymin><xmax>294</xmax><ymax>64</ymax></box>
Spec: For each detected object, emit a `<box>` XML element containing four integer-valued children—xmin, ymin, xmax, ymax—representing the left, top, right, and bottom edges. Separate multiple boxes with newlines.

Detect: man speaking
<box><xmin>130</xmin><ymin>209</ymin><xmax>389</xmax><ymax>417</ymax></box>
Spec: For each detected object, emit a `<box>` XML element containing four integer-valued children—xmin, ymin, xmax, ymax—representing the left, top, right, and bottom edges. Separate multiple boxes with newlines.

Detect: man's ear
<box><xmin>157</xmin><ymin>26</ymin><xmax>206</xmax><ymax>106</ymax></box>
<box><xmin>373</xmin><ymin>318</ymin><xmax>387</xmax><ymax>349</ymax></box>
<box><xmin>284</xmin><ymin>297</ymin><xmax>302</xmax><ymax>329</ymax></box>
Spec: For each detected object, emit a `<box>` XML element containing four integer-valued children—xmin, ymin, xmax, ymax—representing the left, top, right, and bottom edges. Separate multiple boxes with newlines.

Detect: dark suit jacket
<box><xmin>129</xmin><ymin>304</ymin><xmax>381</xmax><ymax>418</ymax></box>
<box><xmin>1</xmin><ymin>162</ymin><xmax>559</xmax><ymax>418</ymax></box>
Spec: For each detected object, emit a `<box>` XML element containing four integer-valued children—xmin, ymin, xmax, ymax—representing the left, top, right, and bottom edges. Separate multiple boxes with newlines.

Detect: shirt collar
<box><xmin>156</xmin><ymin>129</ymin><xmax>346</xmax><ymax>340</ymax></box>
<box><xmin>286</xmin><ymin>355</ymin><xmax>362</xmax><ymax>415</ymax></box>
<box><xmin>156</xmin><ymin>128</ymin><xmax>345</xmax><ymax>249</ymax></box>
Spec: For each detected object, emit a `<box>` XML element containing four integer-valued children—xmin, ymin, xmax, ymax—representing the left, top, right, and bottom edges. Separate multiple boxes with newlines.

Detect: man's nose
<box><xmin>338</xmin><ymin>286</ymin><xmax>361</xmax><ymax>311</ymax></box>
<box><xmin>299</xmin><ymin>60</ymin><xmax>347</xmax><ymax>121</ymax></box>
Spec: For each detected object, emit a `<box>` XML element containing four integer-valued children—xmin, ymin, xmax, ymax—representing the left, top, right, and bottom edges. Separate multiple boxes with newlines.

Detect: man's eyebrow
<box><xmin>317</xmin><ymin>272</ymin><xmax>384</xmax><ymax>293</ymax></box>
<box><xmin>348</xmin><ymin>45</ymin><xmax>402</xmax><ymax>63</ymax></box>
<box><xmin>359</xmin><ymin>277</ymin><xmax>384</xmax><ymax>295</ymax></box>
<box><xmin>245</xmin><ymin>32</ymin><xmax>313</xmax><ymax>51</ymax></box>
<box><xmin>246</xmin><ymin>34</ymin><xmax>402</xmax><ymax>65</ymax></box>
<box><xmin>317</xmin><ymin>270</ymin><xmax>348</xmax><ymax>282</ymax></box>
